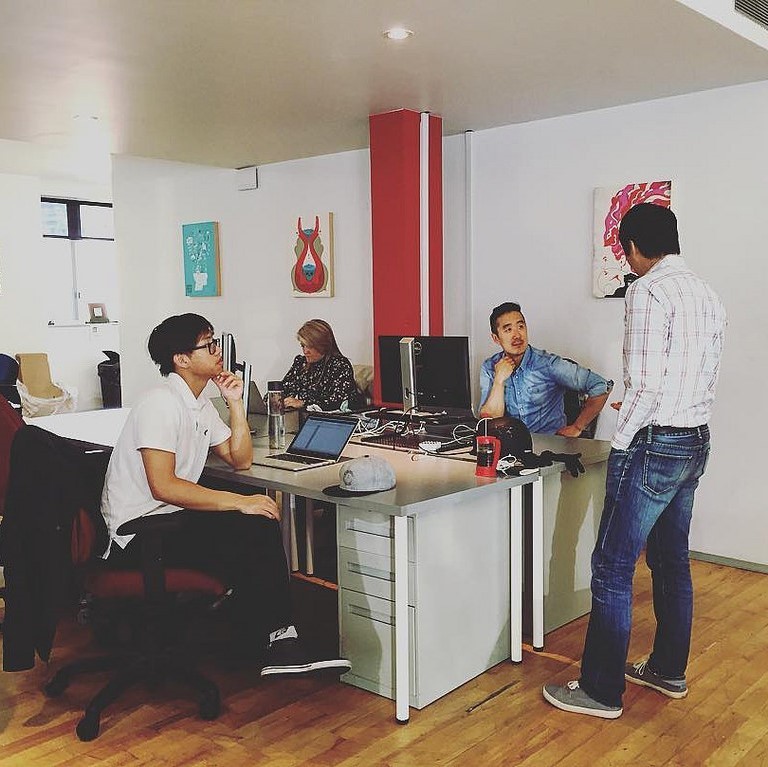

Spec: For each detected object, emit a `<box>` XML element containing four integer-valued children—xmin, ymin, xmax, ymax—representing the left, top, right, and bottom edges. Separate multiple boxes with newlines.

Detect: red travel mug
<box><xmin>475</xmin><ymin>435</ymin><xmax>501</xmax><ymax>477</ymax></box>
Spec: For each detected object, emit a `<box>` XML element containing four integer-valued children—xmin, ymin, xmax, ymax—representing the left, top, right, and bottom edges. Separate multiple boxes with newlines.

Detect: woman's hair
<box><xmin>297</xmin><ymin>319</ymin><xmax>343</xmax><ymax>358</ymax></box>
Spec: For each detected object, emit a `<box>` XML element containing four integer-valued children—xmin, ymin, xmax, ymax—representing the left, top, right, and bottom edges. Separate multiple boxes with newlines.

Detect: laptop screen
<box><xmin>288</xmin><ymin>415</ymin><xmax>357</xmax><ymax>459</ymax></box>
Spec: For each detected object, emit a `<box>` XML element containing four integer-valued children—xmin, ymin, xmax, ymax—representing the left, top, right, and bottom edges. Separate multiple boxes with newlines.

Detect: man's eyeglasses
<box><xmin>189</xmin><ymin>338</ymin><xmax>220</xmax><ymax>355</ymax></box>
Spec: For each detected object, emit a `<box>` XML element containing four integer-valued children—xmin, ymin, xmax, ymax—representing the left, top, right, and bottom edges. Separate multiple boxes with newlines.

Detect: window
<box><xmin>41</xmin><ymin>198</ymin><xmax>114</xmax><ymax>240</ymax></box>
<box><xmin>40</xmin><ymin>198</ymin><xmax>119</xmax><ymax>324</ymax></box>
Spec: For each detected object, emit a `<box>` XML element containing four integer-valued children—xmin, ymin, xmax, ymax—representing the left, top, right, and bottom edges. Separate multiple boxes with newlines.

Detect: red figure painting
<box><xmin>292</xmin><ymin>216</ymin><xmax>329</xmax><ymax>294</ymax></box>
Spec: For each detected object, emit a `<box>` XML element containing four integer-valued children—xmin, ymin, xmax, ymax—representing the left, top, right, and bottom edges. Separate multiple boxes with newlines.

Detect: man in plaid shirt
<box><xmin>544</xmin><ymin>203</ymin><xmax>727</xmax><ymax>719</ymax></box>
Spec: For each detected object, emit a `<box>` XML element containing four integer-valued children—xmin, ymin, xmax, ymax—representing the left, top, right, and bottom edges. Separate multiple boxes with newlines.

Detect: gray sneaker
<box><xmin>625</xmin><ymin>659</ymin><xmax>688</xmax><ymax>699</ymax></box>
<box><xmin>542</xmin><ymin>680</ymin><xmax>623</xmax><ymax>719</ymax></box>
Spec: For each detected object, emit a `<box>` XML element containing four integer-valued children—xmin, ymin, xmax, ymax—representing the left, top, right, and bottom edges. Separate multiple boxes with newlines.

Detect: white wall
<box><xmin>443</xmin><ymin>133</ymin><xmax>470</xmax><ymax>337</ymax></box>
<box><xmin>0</xmin><ymin>171</ymin><xmax>49</xmax><ymax>352</ymax></box>
<box><xmin>460</xmin><ymin>79</ymin><xmax>768</xmax><ymax>565</ymax></box>
<box><xmin>111</xmin><ymin>150</ymin><xmax>372</xmax><ymax>405</ymax></box>
<box><xmin>0</xmin><ymin>138</ymin><xmax>115</xmax><ymax>410</ymax></box>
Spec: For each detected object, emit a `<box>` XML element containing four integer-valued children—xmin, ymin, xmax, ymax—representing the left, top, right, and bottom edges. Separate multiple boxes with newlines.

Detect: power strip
<box><xmin>419</xmin><ymin>439</ymin><xmax>473</xmax><ymax>454</ymax></box>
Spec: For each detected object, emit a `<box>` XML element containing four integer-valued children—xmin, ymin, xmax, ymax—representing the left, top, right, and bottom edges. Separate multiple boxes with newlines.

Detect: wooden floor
<box><xmin>2</xmin><ymin>559</ymin><xmax>768</xmax><ymax>766</ymax></box>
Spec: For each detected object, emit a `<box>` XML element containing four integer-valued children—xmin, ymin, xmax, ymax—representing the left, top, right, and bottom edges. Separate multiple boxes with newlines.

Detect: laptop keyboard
<box><xmin>270</xmin><ymin>453</ymin><xmax>327</xmax><ymax>465</ymax></box>
<box><xmin>360</xmin><ymin>433</ymin><xmax>432</xmax><ymax>450</ymax></box>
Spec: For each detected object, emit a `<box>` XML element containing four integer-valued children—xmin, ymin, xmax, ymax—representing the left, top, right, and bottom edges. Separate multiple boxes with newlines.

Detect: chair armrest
<box><xmin>115</xmin><ymin>512</ymin><xmax>189</xmax><ymax>602</ymax></box>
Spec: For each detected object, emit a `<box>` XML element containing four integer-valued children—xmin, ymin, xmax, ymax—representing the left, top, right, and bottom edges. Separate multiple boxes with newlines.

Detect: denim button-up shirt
<box><xmin>479</xmin><ymin>346</ymin><xmax>611</xmax><ymax>434</ymax></box>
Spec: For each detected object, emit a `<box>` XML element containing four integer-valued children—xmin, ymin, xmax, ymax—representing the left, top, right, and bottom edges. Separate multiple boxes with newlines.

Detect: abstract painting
<box><xmin>593</xmin><ymin>181</ymin><xmax>672</xmax><ymax>298</ymax></box>
<box><xmin>182</xmin><ymin>221</ymin><xmax>221</xmax><ymax>297</ymax></box>
<box><xmin>291</xmin><ymin>212</ymin><xmax>334</xmax><ymax>297</ymax></box>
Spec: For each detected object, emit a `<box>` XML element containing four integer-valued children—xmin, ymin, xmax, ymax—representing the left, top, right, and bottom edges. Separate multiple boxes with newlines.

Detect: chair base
<box><xmin>45</xmin><ymin>649</ymin><xmax>221</xmax><ymax>741</ymax></box>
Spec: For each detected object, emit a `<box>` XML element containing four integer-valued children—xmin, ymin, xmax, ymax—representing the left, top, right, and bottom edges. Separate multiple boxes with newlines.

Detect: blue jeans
<box><xmin>579</xmin><ymin>425</ymin><xmax>710</xmax><ymax>707</ymax></box>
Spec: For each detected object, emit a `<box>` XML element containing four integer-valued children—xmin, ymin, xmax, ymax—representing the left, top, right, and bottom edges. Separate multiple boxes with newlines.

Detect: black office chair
<box><xmin>0</xmin><ymin>354</ymin><xmax>22</xmax><ymax>415</ymax></box>
<box><xmin>46</xmin><ymin>507</ymin><xmax>227</xmax><ymax>740</ymax></box>
<box><xmin>563</xmin><ymin>388</ymin><xmax>598</xmax><ymax>439</ymax></box>
<box><xmin>561</xmin><ymin>357</ymin><xmax>600</xmax><ymax>439</ymax></box>
<box><xmin>1</xmin><ymin>425</ymin><xmax>227</xmax><ymax>741</ymax></box>
<box><xmin>0</xmin><ymin>393</ymin><xmax>24</xmax><ymax>631</ymax></box>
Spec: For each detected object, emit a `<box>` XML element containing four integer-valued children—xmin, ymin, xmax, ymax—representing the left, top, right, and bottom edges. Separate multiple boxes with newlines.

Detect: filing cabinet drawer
<box><xmin>338</xmin><ymin>546</ymin><xmax>417</xmax><ymax>605</ymax></box>
<box><xmin>337</xmin><ymin>506</ymin><xmax>415</xmax><ymax>560</ymax></box>
<box><xmin>340</xmin><ymin>589</ymin><xmax>417</xmax><ymax>705</ymax></box>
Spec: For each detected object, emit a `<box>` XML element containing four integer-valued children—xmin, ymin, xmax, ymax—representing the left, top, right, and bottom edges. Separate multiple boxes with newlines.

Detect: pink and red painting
<box><xmin>592</xmin><ymin>180</ymin><xmax>672</xmax><ymax>298</ymax></box>
<box><xmin>291</xmin><ymin>212</ymin><xmax>334</xmax><ymax>297</ymax></box>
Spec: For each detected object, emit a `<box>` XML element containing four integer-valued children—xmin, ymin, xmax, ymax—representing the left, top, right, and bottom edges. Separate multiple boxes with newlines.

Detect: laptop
<box><xmin>252</xmin><ymin>414</ymin><xmax>358</xmax><ymax>471</ymax></box>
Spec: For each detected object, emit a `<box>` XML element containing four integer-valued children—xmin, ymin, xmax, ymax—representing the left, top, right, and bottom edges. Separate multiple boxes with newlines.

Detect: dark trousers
<box><xmin>107</xmin><ymin>510</ymin><xmax>292</xmax><ymax>645</ymax></box>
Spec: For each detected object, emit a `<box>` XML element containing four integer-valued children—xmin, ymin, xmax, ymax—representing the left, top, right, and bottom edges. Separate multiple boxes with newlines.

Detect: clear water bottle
<box><xmin>267</xmin><ymin>380</ymin><xmax>286</xmax><ymax>449</ymax></box>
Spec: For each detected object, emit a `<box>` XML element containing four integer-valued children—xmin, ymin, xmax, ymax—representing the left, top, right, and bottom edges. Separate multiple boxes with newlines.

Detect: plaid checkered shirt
<box><xmin>613</xmin><ymin>254</ymin><xmax>727</xmax><ymax>450</ymax></box>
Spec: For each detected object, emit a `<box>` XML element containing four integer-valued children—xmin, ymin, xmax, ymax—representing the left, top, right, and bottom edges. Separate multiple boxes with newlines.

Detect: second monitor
<box><xmin>378</xmin><ymin>335</ymin><xmax>472</xmax><ymax>412</ymax></box>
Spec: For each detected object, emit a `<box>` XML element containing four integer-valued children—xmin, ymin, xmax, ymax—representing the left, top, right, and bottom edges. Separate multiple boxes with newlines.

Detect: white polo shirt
<box><xmin>100</xmin><ymin>372</ymin><xmax>231</xmax><ymax>555</ymax></box>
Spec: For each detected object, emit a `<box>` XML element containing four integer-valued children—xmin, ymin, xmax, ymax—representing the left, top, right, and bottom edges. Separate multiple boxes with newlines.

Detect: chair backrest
<box><xmin>15</xmin><ymin>353</ymin><xmax>63</xmax><ymax>399</ymax></box>
<box><xmin>352</xmin><ymin>364</ymin><xmax>374</xmax><ymax>408</ymax></box>
<box><xmin>563</xmin><ymin>388</ymin><xmax>597</xmax><ymax>439</ymax></box>
<box><xmin>5</xmin><ymin>425</ymin><xmax>111</xmax><ymax>556</ymax></box>
<box><xmin>561</xmin><ymin>357</ymin><xmax>599</xmax><ymax>439</ymax></box>
<box><xmin>0</xmin><ymin>354</ymin><xmax>21</xmax><ymax>409</ymax></box>
<box><xmin>0</xmin><ymin>354</ymin><xmax>19</xmax><ymax>383</ymax></box>
<box><xmin>0</xmin><ymin>394</ymin><xmax>24</xmax><ymax>515</ymax></box>
<box><xmin>70</xmin><ymin>451</ymin><xmax>112</xmax><ymax>565</ymax></box>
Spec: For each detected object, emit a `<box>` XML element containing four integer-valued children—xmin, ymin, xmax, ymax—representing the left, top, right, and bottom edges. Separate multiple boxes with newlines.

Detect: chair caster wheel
<box><xmin>199</xmin><ymin>690</ymin><xmax>220</xmax><ymax>721</ymax></box>
<box><xmin>76</xmin><ymin>712</ymin><xmax>101</xmax><ymax>741</ymax></box>
<box><xmin>44</xmin><ymin>675</ymin><xmax>69</xmax><ymax>698</ymax></box>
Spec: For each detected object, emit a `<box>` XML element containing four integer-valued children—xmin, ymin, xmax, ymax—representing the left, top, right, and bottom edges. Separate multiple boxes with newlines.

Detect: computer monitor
<box><xmin>378</xmin><ymin>335</ymin><xmax>472</xmax><ymax>412</ymax></box>
<box><xmin>220</xmin><ymin>331</ymin><xmax>252</xmax><ymax>414</ymax></box>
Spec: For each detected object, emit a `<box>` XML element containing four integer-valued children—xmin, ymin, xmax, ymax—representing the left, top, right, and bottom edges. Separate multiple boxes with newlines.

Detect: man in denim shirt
<box><xmin>479</xmin><ymin>302</ymin><xmax>611</xmax><ymax>436</ymax></box>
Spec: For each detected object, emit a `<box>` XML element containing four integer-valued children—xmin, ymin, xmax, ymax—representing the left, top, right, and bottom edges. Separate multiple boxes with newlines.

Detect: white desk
<box><xmin>26</xmin><ymin>408</ymin><xmax>129</xmax><ymax>447</ymax></box>
<box><xmin>531</xmin><ymin>435</ymin><xmax>610</xmax><ymax>636</ymax></box>
<box><xmin>205</xmin><ymin>437</ymin><xmax>539</xmax><ymax>722</ymax></box>
<box><xmin>29</xmin><ymin>410</ymin><xmax>609</xmax><ymax>721</ymax></box>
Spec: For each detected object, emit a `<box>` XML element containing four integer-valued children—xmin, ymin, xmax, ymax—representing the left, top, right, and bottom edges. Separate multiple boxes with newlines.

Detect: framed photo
<box><xmin>87</xmin><ymin>302</ymin><xmax>109</xmax><ymax>323</ymax></box>
<box><xmin>182</xmin><ymin>221</ymin><xmax>221</xmax><ymax>297</ymax></box>
<box><xmin>592</xmin><ymin>181</ymin><xmax>672</xmax><ymax>298</ymax></box>
<box><xmin>291</xmin><ymin>212</ymin><xmax>334</xmax><ymax>297</ymax></box>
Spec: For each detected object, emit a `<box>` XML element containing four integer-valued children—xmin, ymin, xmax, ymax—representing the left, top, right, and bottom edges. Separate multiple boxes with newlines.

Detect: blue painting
<box><xmin>182</xmin><ymin>221</ymin><xmax>220</xmax><ymax>297</ymax></box>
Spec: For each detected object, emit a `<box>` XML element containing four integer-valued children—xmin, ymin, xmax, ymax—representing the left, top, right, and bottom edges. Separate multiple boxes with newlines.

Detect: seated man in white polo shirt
<box><xmin>100</xmin><ymin>312</ymin><xmax>350</xmax><ymax>676</ymax></box>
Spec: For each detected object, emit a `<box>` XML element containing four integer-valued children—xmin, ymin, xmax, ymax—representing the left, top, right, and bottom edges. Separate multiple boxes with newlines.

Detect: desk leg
<box><xmin>509</xmin><ymin>486</ymin><xmax>523</xmax><ymax>664</ymax></box>
<box><xmin>279</xmin><ymin>493</ymin><xmax>299</xmax><ymax>572</ymax></box>
<box><xmin>305</xmin><ymin>499</ymin><xmax>315</xmax><ymax>576</ymax></box>
<box><xmin>532</xmin><ymin>477</ymin><xmax>544</xmax><ymax>651</ymax></box>
<box><xmin>393</xmin><ymin>515</ymin><xmax>410</xmax><ymax>723</ymax></box>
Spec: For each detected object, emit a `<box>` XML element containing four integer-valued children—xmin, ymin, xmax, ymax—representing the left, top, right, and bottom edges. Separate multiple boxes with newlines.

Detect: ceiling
<box><xmin>2</xmin><ymin>0</ymin><xmax>768</xmax><ymax>176</ymax></box>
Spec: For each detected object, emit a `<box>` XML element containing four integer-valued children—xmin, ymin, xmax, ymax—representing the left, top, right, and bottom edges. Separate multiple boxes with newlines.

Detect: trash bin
<box><xmin>97</xmin><ymin>351</ymin><xmax>121</xmax><ymax>409</ymax></box>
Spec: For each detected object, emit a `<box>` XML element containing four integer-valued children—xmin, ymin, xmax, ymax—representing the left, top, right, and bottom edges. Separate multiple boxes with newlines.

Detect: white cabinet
<box><xmin>539</xmin><ymin>462</ymin><xmax>607</xmax><ymax>633</ymax></box>
<box><xmin>337</xmin><ymin>493</ymin><xmax>512</xmax><ymax>709</ymax></box>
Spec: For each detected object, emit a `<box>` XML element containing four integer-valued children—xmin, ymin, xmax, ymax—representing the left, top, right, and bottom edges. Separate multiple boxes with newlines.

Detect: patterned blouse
<box><xmin>281</xmin><ymin>354</ymin><xmax>358</xmax><ymax>410</ymax></box>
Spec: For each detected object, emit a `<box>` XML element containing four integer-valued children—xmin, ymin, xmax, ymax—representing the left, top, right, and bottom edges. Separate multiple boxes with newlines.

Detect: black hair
<box><xmin>618</xmin><ymin>203</ymin><xmax>680</xmax><ymax>259</ymax></box>
<box><xmin>147</xmin><ymin>313</ymin><xmax>214</xmax><ymax>376</ymax></box>
<box><xmin>489</xmin><ymin>302</ymin><xmax>523</xmax><ymax>334</ymax></box>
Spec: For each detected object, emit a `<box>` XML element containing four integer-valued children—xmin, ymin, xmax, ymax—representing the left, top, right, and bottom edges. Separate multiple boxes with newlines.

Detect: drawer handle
<box><xmin>347</xmin><ymin>603</ymin><xmax>394</xmax><ymax>625</ymax></box>
<box><xmin>344</xmin><ymin>520</ymin><xmax>390</xmax><ymax>538</ymax></box>
<box><xmin>347</xmin><ymin>561</ymin><xmax>393</xmax><ymax>581</ymax></box>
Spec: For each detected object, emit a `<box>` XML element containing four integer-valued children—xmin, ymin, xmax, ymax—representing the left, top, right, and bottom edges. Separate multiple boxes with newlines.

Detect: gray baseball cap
<box><xmin>323</xmin><ymin>456</ymin><xmax>397</xmax><ymax>497</ymax></box>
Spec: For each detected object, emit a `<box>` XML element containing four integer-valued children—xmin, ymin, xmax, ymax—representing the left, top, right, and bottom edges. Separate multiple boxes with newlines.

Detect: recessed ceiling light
<box><xmin>383</xmin><ymin>27</ymin><xmax>413</xmax><ymax>41</ymax></box>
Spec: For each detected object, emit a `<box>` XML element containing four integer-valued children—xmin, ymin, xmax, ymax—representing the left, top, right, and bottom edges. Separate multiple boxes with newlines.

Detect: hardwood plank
<box><xmin>1</xmin><ymin>560</ymin><xmax>767</xmax><ymax>766</ymax></box>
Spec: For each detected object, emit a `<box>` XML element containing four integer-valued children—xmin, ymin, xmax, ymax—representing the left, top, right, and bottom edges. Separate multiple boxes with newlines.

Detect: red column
<box><xmin>369</xmin><ymin>109</ymin><xmax>443</xmax><ymax>403</ymax></box>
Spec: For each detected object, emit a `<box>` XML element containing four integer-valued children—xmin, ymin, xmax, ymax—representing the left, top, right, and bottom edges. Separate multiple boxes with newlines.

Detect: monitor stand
<box><xmin>399</xmin><ymin>337</ymin><xmax>417</xmax><ymax>412</ymax></box>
